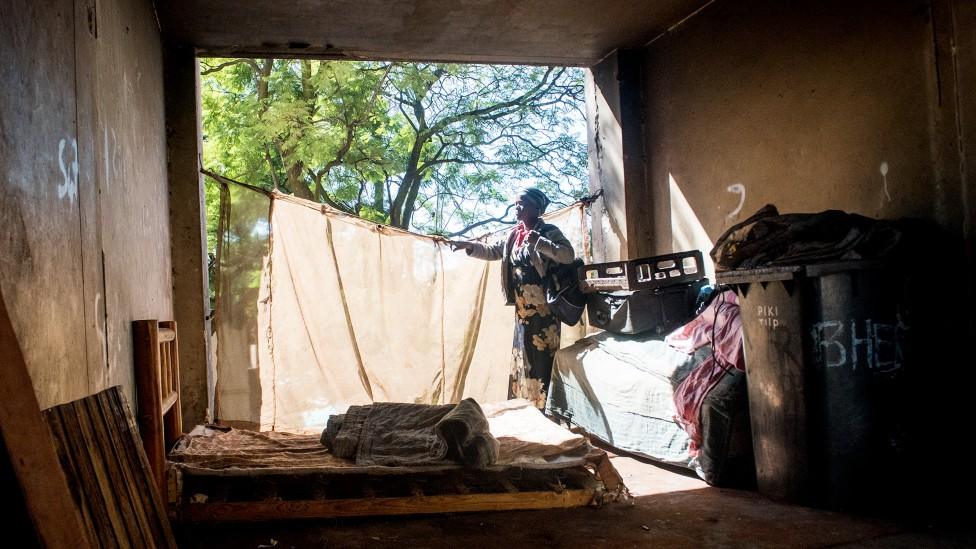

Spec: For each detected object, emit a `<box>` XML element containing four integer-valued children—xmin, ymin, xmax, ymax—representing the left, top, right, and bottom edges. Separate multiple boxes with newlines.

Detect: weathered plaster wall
<box><xmin>0</xmin><ymin>0</ymin><xmax>172</xmax><ymax>409</ymax></box>
<box><xmin>95</xmin><ymin>0</ymin><xmax>174</xmax><ymax>404</ymax></box>
<box><xmin>634</xmin><ymin>0</ymin><xmax>976</xmax><ymax>503</ymax></box>
<box><xmin>0</xmin><ymin>0</ymin><xmax>89</xmax><ymax>407</ymax></box>
<box><xmin>641</xmin><ymin>0</ymin><xmax>972</xmax><ymax>269</ymax></box>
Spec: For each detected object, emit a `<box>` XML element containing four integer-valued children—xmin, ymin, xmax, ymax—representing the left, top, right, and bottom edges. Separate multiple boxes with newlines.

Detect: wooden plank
<box><xmin>49</xmin><ymin>404</ymin><xmax>120</xmax><ymax>549</ymax></box>
<box><xmin>72</xmin><ymin>398</ymin><xmax>134</xmax><ymax>545</ymax></box>
<box><xmin>499</xmin><ymin>478</ymin><xmax>519</xmax><ymax>494</ymax></box>
<box><xmin>161</xmin><ymin>391</ymin><xmax>179</xmax><ymax>415</ymax></box>
<box><xmin>586</xmin><ymin>451</ymin><xmax>624</xmax><ymax>495</ymax></box>
<box><xmin>161</xmin><ymin>321</ymin><xmax>183</xmax><ymax>442</ymax></box>
<box><xmin>159</xmin><ymin>344</ymin><xmax>169</xmax><ymax>397</ymax></box>
<box><xmin>45</xmin><ymin>407</ymin><xmax>100</xmax><ymax>543</ymax></box>
<box><xmin>73</xmin><ymin>0</ymin><xmax>108</xmax><ymax>395</ymax></box>
<box><xmin>0</xmin><ymin>290</ymin><xmax>92</xmax><ymax>548</ymax></box>
<box><xmin>106</xmin><ymin>388</ymin><xmax>177</xmax><ymax>548</ymax></box>
<box><xmin>92</xmin><ymin>394</ymin><xmax>151</xmax><ymax>546</ymax></box>
<box><xmin>168</xmin><ymin>464</ymin><xmax>182</xmax><ymax>506</ymax></box>
<box><xmin>133</xmin><ymin>320</ymin><xmax>166</xmax><ymax>491</ymax></box>
<box><xmin>93</xmin><ymin>391</ymin><xmax>157</xmax><ymax>546</ymax></box>
<box><xmin>109</xmin><ymin>389</ymin><xmax>177</xmax><ymax>547</ymax></box>
<box><xmin>453</xmin><ymin>479</ymin><xmax>471</xmax><ymax>495</ymax></box>
<box><xmin>178</xmin><ymin>489</ymin><xmax>596</xmax><ymax>523</ymax></box>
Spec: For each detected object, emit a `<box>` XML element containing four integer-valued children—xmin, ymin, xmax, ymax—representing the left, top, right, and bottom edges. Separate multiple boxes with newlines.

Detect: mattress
<box><xmin>170</xmin><ymin>399</ymin><xmax>592</xmax><ymax>474</ymax></box>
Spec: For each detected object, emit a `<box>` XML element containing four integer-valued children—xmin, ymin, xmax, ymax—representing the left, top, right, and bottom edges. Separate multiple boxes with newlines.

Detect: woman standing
<box><xmin>449</xmin><ymin>188</ymin><xmax>575</xmax><ymax>408</ymax></box>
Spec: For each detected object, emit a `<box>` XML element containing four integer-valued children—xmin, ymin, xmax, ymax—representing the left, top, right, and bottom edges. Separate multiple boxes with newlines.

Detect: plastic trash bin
<box><xmin>716</xmin><ymin>260</ymin><xmax>910</xmax><ymax>510</ymax></box>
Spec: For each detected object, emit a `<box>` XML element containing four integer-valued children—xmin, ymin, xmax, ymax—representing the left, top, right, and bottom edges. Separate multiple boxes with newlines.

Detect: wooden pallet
<box><xmin>174</xmin><ymin>464</ymin><xmax>603</xmax><ymax>523</ymax></box>
<box><xmin>44</xmin><ymin>387</ymin><xmax>177</xmax><ymax>548</ymax></box>
<box><xmin>125</xmin><ymin>318</ymin><xmax>625</xmax><ymax>524</ymax></box>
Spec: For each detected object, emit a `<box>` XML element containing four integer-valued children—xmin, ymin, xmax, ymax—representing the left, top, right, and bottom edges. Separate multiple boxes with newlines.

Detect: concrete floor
<box><xmin>177</xmin><ymin>454</ymin><xmax>975</xmax><ymax>548</ymax></box>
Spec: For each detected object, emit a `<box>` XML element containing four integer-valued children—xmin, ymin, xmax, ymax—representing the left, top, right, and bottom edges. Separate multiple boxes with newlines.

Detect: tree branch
<box><xmin>200</xmin><ymin>59</ymin><xmax>258</xmax><ymax>75</ymax></box>
<box><xmin>445</xmin><ymin>204</ymin><xmax>517</xmax><ymax>237</ymax></box>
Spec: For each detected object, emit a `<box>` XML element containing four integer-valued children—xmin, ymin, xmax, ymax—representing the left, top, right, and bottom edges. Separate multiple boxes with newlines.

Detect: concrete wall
<box><xmin>586</xmin><ymin>51</ymin><xmax>655</xmax><ymax>262</ymax></box>
<box><xmin>164</xmin><ymin>48</ymin><xmax>211</xmax><ymax>426</ymax></box>
<box><xmin>586</xmin><ymin>54</ymin><xmax>627</xmax><ymax>262</ymax></box>
<box><xmin>633</xmin><ymin>0</ymin><xmax>976</xmax><ymax>503</ymax></box>
<box><xmin>640</xmin><ymin>0</ymin><xmax>974</xmax><ymax>273</ymax></box>
<box><xmin>0</xmin><ymin>0</ymin><xmax>172</xmax><ymax>409</ymax></box>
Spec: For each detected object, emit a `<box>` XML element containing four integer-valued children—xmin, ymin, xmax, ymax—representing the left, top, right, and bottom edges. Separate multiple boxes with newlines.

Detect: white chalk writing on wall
<box><xmin>94</xmin><ymin>292</ymin><xmax>105</xmax><ymax>340</ymax></box>
<box><xmin>103</xmin><ymin>126</ymin><xmax>121</xmax><ymax>187</ymax></box>
<box><xmin>810</xmin><ymin>318</ymin><xmax>905</xmax><ymax>373</ymax></box>
<box><xmin>880</xmin><ymin>162</ymin><xmax>892</xmax><ymax>206</ymax></box>
<box><xmin>726</xmin><ymin>183</ymin><xmax>746</xmax><ymax>219</ymax></box>
<box><xmin>57</xmin><ymin>137</ymin><xmax>79</xmax><ymax>203</ymax></box>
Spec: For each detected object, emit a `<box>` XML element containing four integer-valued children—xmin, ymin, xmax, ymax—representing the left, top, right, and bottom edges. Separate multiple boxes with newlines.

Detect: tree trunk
<box><xmin>257</xmin><ymin>60</ymin><xmax>282</xmax><ymax>185</ymax></box>
<box><xmin>373</xmin><ymin>180</ymin><xmax>384</xmax><ymax>212</ymax></box>
<box><xmin>280</xmin><ymin>60</ymin><xmax>317</xmax><ymax>200</ymax></box>
<box><xmin>400</xmin><ymin>170</ymin><xmax>424</xmax><ymax>229</ymax></box>
<box><xmin>286</xmin><ymin>156</ymin><xmax>312</xmax><ymax>199</ymax></box>
<box><xmin>256</xmin><ymin>60</ymin><xmax>272</xmax><ymax>101</ymax></box>
<box><xmin>313</xmin><ymin>171</ymin><xmax>325</xmax><ymax>202</ymax></box>
<box><xmin>390</xmin><ymin>139</ymin><xmax>426</xmax><ymax>228</ymax></box>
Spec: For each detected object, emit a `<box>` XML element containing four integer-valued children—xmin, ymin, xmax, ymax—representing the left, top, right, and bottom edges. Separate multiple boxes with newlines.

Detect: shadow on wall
<box><xmin>669</xmin><ymin>173</ymin><xmax>716</xmax><ymax>280</ymax></box>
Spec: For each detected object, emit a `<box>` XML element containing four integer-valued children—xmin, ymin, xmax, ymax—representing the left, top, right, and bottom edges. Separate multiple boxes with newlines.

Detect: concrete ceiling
<box><xmin>155</xmin><ymin>0</ymin><xmax>709</xmax><ymax>66</ymax></box>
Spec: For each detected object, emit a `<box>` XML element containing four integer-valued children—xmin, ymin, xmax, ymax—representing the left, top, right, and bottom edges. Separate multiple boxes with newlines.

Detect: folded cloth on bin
<box><xmin>667</xmin><ymin>289</ymin><xmax>744</xmax><ymax>455</ymax></box>
<box><xmin>711</xmin><ymin>205</ymin><xmax>903</xmax><ymax>271</ymax></box>
<box><xmin>321</xmin><ymin>398</ymin><xmax>499</xmax><ymax>467</ymax></box>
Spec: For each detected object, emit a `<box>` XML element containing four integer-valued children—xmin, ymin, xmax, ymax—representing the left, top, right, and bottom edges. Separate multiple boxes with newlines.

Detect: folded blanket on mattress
<box><xmin>320</xmin><ymin>398</ymin><xmax>500</xmax><ymax>467</ymax></box>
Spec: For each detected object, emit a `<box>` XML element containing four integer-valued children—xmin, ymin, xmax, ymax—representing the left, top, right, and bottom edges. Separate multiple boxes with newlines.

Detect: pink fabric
<box><xmin>512</xmin><ymin>221</ymin><xmax>531</xmax><ymax>249</ymax></box>
<box><xmin>666</xmin><ymin>290</ymin><xmax>744</xmax><ymax>456</ymax></box>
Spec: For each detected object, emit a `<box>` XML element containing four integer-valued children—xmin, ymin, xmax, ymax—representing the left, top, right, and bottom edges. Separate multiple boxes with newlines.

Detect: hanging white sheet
<box><xmin>215</xmin><ymin>186</ymin><xmax>589</xmax><ymax>433</ymax></box>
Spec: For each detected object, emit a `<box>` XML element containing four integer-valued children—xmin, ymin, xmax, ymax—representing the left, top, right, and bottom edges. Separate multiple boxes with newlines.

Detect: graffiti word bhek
<box><xmin>810</xmin><ymin>319</ymin><xmax>905</xmax><ymax>373</ymax></box>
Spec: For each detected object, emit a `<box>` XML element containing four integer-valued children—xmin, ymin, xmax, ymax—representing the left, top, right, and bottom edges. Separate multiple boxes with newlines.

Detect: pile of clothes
<box><xmin>321</xmin><ymin>398</ymin><xmax>499</xmax><ymax>467</ymax></box>
<box><xmin>710</xmin><ymin>204</ymin><xmax>905</xmax><ymax>271</ymax></box>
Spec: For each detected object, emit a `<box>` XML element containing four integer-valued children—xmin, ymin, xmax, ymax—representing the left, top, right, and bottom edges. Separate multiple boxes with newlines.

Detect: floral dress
<box><xmin>508</xmin><ymin>242</ymin><xmax>561</xmax><ymax>409</ymax></box>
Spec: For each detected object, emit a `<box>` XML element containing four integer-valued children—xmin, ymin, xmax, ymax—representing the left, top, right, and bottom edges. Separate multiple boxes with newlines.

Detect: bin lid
<box><xmin>714</xmin><ymin>266</ymin><xmax>802</xmax><ymax>284</ymax></box>
<box><xmin>715</xmin><ymin>259</ymin><xmax>887</xmax><ymax>284</ymax></box>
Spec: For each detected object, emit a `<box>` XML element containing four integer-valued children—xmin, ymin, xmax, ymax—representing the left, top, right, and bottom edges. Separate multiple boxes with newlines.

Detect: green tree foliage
<box><xmin>201</xmin><ymin>59</ymin><xmax>586</xmax><ymax>235</ymax></box>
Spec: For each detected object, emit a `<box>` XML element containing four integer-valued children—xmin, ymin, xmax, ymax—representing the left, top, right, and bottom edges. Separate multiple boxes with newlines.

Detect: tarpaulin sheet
<box><xmin>214</xmin><ymin>184</ymin><xmax>589</xmax><ymax>433</ymax></box>
<box><xmin>546</xmin><ymin>331</ymin><xmax>702</xmax><ymax>466</ymax></box>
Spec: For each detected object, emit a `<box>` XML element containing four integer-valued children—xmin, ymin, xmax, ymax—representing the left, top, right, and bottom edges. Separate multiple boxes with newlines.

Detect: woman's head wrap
<box><xmin>519</xmin><ymin>187</ymin><xmax>551</xmax><ymax>213</ymax></box>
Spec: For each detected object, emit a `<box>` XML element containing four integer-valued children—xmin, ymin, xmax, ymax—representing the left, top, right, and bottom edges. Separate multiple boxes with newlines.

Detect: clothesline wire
<box><xmin>201</xmin><ymin>167</ymin><xmax>600</xmax><ymax>242</ymax></box>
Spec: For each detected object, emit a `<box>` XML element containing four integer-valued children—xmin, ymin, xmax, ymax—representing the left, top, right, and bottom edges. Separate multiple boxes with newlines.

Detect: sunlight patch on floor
<box><xmin>609</xmin><ymin>455</ymin><xmax>707</xmax><ymax>497</ymax></box>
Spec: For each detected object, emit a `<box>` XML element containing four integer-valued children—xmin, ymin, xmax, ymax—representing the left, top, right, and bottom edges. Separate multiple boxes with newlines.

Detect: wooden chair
<box><xmin>133</xmin><ymin>320</ymin><xmax>183</xmax><ymax>493</ymax></box>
